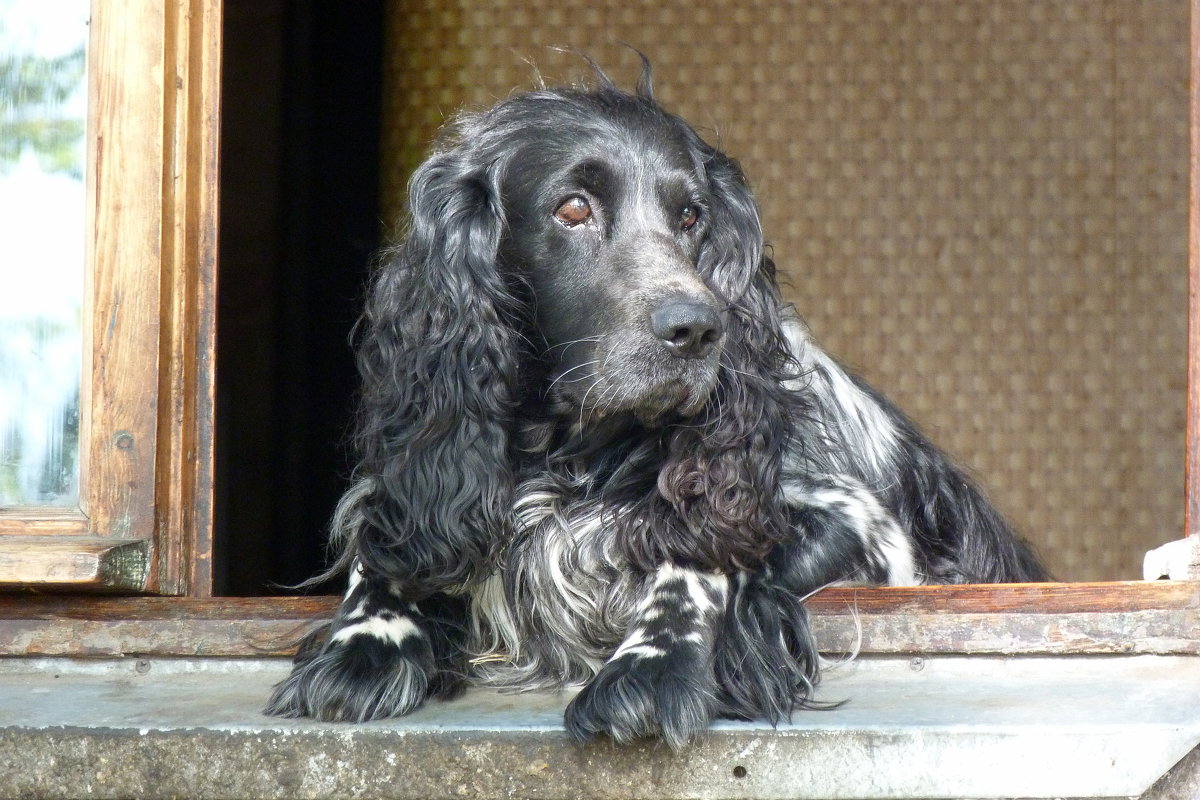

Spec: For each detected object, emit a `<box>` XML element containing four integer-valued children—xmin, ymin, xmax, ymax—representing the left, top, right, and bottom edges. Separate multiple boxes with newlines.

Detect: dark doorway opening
<box><xmin>215</xmin><ymin>1</ymin><xmax>384</xmax><ymax>595</ymax></box>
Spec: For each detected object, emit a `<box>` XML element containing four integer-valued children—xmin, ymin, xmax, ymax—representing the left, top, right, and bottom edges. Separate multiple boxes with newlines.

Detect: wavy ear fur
<box><xmin>622</xmin><ymin>140</ymin><xmax>803</xmax><ymax>573</ymax></box>
<box><xmin>342</xmin><ymin>144</ymin><xmax>519</xmax><ymax>597</ymax></box>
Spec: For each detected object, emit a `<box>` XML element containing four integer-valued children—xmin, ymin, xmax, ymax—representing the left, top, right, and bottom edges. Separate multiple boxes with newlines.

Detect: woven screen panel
<box><xmin>382</xmin><ymin>0</ymin><xmax>1188</xmax><ymax>581</ymax></box>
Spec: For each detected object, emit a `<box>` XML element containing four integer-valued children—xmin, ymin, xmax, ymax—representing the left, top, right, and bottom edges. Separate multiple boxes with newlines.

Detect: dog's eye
<box><xmin>554</xmin><ymin>196</ymin><xmax>592</xmax><ymax>227</ymax></box>
<box><xmin>680</xmin><ymin>205</ymin><xmax>700</xmax><ymax>231</ymax></box>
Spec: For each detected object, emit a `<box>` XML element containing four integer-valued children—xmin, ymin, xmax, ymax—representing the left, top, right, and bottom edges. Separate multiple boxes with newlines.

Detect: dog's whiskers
<box><xmin>545</xmin><ymin>336</ymin><xmax>603</xmax><ymax>355</ymax></box>
<box><xmin>546</xmin><ymin>360</ymin><xmax>601</xmax><ymax>395</ymax></box>
<box><xmin>577</xmin><ymin>375</ymin><xmax>606</xmax><ymax>433</ymax></box>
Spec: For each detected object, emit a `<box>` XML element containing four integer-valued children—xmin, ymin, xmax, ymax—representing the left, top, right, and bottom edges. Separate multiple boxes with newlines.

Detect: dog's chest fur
<box><xmin>467</xmin><ymin>478</ymin><xmax>650</xmax><ymax>690</ymax></box>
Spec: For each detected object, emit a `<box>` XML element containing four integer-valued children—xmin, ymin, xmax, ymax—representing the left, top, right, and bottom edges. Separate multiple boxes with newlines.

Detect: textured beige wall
<box><xmin>382</xmin><ymin>0</ymin><xmax>1189</xmax><ymax>581</ymax></box>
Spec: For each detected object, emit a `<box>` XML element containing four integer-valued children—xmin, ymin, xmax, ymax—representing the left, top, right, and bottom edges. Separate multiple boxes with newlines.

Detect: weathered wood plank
<box><xmin>1187</xmin><ymin>0</ymin><xmax>1200</xmax><ymax>537</ymax></box>
<box><xmin>0</xmin><ymin>595</ymin><xmax>333</xmax><ymax>621</ymax></box>
<box><xmin>807</xmin><ymin>581</ymin><xmax>1200</xmax><ymax>614</ymax></box>
<box><xmin>0</xmin><ymin>509</ymin><xmax>89</xmax><ymax>536</ymax></box>
<box><xmin>0</xmin><ymin>595</ymin><xmax>323</xmax><ymax>657</ymax></box>
<box><xmin>811</xmin><ymin>610</ymin><xmax>1200</xmax><ymax>655</ymax></box>
<box><xmin>0</xmin><ymin>537</ymin><xmax>148</xmax><ymax>590</ymax></box>
<box><xmin>3</xmin><ymin>583</ymin><xmax>1191</xmax><ymax>619</ymax></box>
<box><xmin>154</xmin><ymin>0</ymin><xmax>221</xmax><ymax>596</ymax></box>
<box><xmin>0</xmin><ymin>583</ymin><xmax>1195</xmax><ymax>657</ymax></box>
<box><xmin>82</xmin><ymin>0</ymin><xmax>166</xmax><ymax>547</ymax></box>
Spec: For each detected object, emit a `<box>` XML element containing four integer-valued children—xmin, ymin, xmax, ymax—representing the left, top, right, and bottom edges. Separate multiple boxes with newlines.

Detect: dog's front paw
<box><xmin>564</xmin><ymin>650</ymin><xmax>718</xmax><ymax>750</ymax></box>
<box><xmin>265</xmin><ymin>624</ymin><xmax>436</xmax><ymax>722</ymax></box>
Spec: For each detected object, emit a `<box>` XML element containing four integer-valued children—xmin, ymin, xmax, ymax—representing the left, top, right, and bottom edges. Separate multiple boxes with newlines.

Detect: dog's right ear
<box><xmin>339</xmin><ymin>144</ymin><xmax>519</xmax><ymax>597</ymax></box>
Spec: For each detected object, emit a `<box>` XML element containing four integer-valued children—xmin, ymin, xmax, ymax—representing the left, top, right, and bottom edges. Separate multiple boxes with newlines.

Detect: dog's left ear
<box><xmin>696</xmin><ymin>149</ymin><xmax>772</xmax><ymax>308</ymax></box>
<box><xmin>700</xmin><ymin>146</ymin><xmax>794</xmax><ymax>374</ymax></box>
<box><xmin>652</xmin><ymin>144</ymin><xmax>799</xmax><ymax>571</ymax></box>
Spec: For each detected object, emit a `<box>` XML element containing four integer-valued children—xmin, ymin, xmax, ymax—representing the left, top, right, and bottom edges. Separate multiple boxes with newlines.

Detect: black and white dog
<box><xmin>266</xmin><ymin>68</ymin><xmax>1046</xmax><ymax>748</ymax></box>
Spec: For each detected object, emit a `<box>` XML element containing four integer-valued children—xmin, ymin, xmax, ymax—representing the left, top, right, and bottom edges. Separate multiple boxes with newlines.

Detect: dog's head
<box><xmin>492</xmin><ymin>88</ymin><xmax>730</xmax><ymax>423</ymax></box>
<box><xmin>391</xmin><ymin>74</ymin><xmax>775</xmax><ymax>428</ymax></box>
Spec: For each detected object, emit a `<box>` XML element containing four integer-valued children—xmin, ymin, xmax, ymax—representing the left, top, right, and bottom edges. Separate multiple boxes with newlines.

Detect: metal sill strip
<box><xmin>2</xmin><ymin>654</ymin><xmax>1198</xmax><ymax>799</ymax></box>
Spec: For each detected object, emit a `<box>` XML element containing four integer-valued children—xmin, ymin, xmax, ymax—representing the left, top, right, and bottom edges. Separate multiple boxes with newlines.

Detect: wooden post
<box><xmin>1187</xmin><ymin>0</ymin><xmax>1200</xmax><ymax>538</ymax></box>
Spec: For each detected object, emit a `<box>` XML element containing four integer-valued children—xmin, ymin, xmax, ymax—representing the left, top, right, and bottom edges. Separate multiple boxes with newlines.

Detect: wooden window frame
<box><xmin>0</xmin><ymin>0</ymin><xmax>1197</xmax><ymax>659</ymax></box>
<box><xmin>0</xmin><ymin>0</ymin><xmax>218</xmax><ymax>595</ymax></box>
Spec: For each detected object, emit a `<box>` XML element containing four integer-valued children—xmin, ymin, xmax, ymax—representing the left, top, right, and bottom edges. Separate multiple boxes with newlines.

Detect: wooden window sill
<box><xmin>1</xmin><ymin>582</ymin><xmax>1196</xmax><ymax>658</ymax></box>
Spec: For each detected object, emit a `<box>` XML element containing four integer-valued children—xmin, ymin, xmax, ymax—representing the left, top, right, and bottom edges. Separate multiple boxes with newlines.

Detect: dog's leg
<box><xmin>265</xmin><ymin>560</ymin><xmax>467</xmax><ymax>721</ymax></box>
<box><xmin>710</xmin><ymin>478</ymin><xmax>920</xmax><ymax>723</ymax></box>
<box><xmin>779</xmin><ymin>474</ymin><xmax>921</xmax><ymax>588</ymax></box>
<box><xmin>564</xmin><ymin>563</ymin><xmax>728</xmax><ymax>750</ymax></box>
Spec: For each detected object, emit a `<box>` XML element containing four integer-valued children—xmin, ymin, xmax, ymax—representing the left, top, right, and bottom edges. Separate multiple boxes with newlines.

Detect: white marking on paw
<box><xmin>610</xmin><ymin>628</ymin><xmax>666</xmax><ymax>661</ymax></box>
<box><xmin>612</xmin><ymin>644</ymin><xmax>666</xmax><ymax>660</ymax></box>
<box><xmin>331</xmin><ymin>615</ymin><xmax>422</xmax><ymax>647</ymax></box>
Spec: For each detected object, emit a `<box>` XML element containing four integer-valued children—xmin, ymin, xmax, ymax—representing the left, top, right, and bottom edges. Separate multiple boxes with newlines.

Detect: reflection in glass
<box><xmin>0</xmin><ymin>1</ymin><xmax>88</xmax><ymax>506</ymax></box>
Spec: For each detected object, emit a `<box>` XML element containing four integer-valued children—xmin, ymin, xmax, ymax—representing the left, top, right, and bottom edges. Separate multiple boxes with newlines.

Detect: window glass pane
<box><xmin>0</xmin><ymin>1</ymin><xmax>87</xmax><ymax>507</ymax></box>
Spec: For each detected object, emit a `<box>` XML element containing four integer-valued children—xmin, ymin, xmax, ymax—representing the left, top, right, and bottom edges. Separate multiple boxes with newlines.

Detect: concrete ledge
<box><xmin>3</xmin><ymin>655</ymin><xmax>1199</xmax><ymax>799</ymax></box>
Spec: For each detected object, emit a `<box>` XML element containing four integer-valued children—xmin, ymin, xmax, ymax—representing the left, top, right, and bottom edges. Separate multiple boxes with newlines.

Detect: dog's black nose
<box><xmin>650</xmin><ymin>299</ymin><xmax>724</xmax><ymax>358</ymax></box>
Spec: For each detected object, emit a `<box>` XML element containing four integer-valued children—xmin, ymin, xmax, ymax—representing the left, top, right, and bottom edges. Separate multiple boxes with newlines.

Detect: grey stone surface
<box><xmin>2</xmin><ymin>655</ymin><xmax>1198</xmax><ymax>799</ymax></box>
